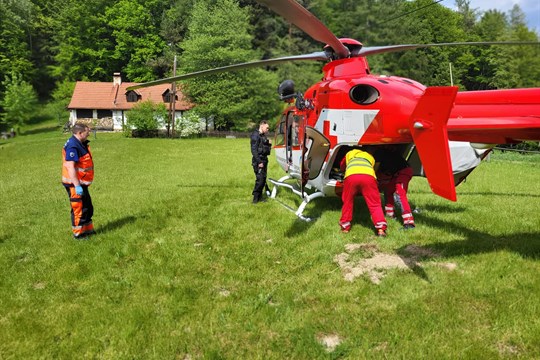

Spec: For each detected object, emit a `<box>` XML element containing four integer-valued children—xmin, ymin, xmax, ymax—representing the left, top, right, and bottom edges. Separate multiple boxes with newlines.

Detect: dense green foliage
<box><xmin>1</xmin><ymin>128</ymin><xmax>539</xmax><ymax>358</ymax></box>
<box><xmin>124</xmin><ymin>100</ymin><xmax>167</xmax><ymax>136</ymax></box>
<box><xmin>0</xmin><ymin>71</ymin><xmax>38</xmax><ymax>133</ymax></box>
<box><xmin>0</xmin><ymin>0</ymin><xmax>538</xmax><ymax>130</ymax></box>
<box><xmin>179</xmin><ymin>0</ymin><xmax>281</xmax><ymax>130</ymax></box>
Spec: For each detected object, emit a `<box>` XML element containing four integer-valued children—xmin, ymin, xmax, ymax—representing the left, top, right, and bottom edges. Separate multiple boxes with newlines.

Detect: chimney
<box><xmin>113</xmin><ymin>72</ymin><xmax>122</xmax><ymax>86</ymax></box>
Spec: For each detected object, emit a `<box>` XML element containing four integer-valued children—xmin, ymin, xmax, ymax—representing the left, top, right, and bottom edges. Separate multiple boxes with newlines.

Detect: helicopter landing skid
<box><xmin>268</xmin><ymin>175</ymin><xmax>325</xmax><ymax>222</ymax></box>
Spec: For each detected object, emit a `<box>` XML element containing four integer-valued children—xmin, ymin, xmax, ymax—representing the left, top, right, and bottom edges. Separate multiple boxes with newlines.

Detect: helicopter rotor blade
<box><xmin>359</xmin><ymin>41</ymin><xmax>539</xmax><ymax>57</ymax></box>
<box><xmin>126</xmin><ymin>51</ymin><xmax>328</xmax><ymax>90</ymax></box>
<box><xmin>256</xmin><ymin>0</ymin><xmax>350</xmax><ymax>59</ymax></box>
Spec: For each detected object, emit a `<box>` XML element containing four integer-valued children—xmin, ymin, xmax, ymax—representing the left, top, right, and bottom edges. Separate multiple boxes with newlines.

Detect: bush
<box><xmin>175</xmin><ymin>111</ymin><xmax>202</xmax><ymax>138</ymax></box>
<box><xmin>0</xmin><ymin>71</ymin><xmax>38</xmax><ymax>134</ymax></box>
<box><xmin>124</xmin><ymin>100</ymin><xmax>167</xmax><ymax>137</ymax></box>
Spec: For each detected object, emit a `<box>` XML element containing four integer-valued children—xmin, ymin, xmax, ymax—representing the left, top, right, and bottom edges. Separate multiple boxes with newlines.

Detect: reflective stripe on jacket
<box><xmin>344</xmin><ymin>149</ymin><xmax>376</xmax><ymax>179</ymax></box>
<box><xmin>62</xmin><ymin>149</ymin><xmax>94</xmax><ymax>185</ymax></box>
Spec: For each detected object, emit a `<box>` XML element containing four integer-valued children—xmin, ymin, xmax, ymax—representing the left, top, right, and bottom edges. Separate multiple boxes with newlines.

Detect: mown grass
<box><xmin>1</xmin><ymin>125</ymin><xmax>539</xmax><ymax>359</ymax></box>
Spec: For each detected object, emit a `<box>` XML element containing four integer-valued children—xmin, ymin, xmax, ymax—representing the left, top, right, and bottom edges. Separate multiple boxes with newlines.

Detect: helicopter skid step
<box><xmin>268</xmin><ymin>176</ymin><xmax>325</xmax><ymax>222</ymax></box>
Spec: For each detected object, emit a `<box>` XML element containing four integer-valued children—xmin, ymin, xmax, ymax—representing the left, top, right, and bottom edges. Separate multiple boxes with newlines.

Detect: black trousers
<box><xmin>252</xmin><ymin>162</ymin><xmax>268</xmax><ymax>200</ymax></box>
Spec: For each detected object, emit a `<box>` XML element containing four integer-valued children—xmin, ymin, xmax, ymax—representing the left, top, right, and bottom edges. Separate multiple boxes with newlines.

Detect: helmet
<box><xmin>278</xmin><ymin>80</ymin><xmax>296</xmax><ymax>101</ymax></box>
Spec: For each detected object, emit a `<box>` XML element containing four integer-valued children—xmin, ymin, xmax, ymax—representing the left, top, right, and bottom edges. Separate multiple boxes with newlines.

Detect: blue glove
<box><xmin>75</xmin><ymin>185</ymin><xmax>84</xmax><ymax>196</ymax></box>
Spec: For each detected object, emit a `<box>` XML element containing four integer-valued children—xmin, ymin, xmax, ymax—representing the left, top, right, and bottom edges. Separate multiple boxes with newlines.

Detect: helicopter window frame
<box><xmin>274</xmin><ymin>116</ymin><xmax>286</xmax><ymax>146</ymax></box>
<box><xmin>304</xmin><ymin>126</ymin><xmax>330</xmax><ymax>180</ymax></box>
<box><xmin>288</xmin><ymin>116</ymin><xmax>300</xmax><ymax>147</ymax></box>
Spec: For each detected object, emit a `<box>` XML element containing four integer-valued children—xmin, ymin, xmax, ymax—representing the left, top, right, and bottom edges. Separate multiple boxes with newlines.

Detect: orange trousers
<box><xmin>64</xmin><ymin>185</ymin><xmax>94</xmax><ymax>238</ymax></box>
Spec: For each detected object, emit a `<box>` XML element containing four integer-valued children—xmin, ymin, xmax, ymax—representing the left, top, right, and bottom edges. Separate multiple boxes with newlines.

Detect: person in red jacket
<box><xmin>62</xmin><ymin>122</ymin><xmax>95</xmax><ymax>239</ymax></box>
<box><xmin>339</xmin><ymin>147</ymin><xmax>387</xmax><ymax>236</ymax></box>
<box><xmin>374</xmin><ymin>147</ymin><xmax>415</xmax><ymax>229</ymax></box>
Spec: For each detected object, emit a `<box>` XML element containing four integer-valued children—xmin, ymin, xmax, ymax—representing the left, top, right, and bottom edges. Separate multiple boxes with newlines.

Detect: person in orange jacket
<box><xmin>339</xmin><ymin>147</ymin><xmax>387</xmax><ymax>236</ymax></box>
<box><xmin>61</xmin><ymin>122</ymin><xmax>95</xmax><ymax>239</ymax></box>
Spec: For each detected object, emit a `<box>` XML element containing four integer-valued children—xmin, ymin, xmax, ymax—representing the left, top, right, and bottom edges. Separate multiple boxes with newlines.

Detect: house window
<box><xmin>76</xmin><ymin>109</ymin><xmax>93</xmax><ymax>118</ymax></box>
<box><xmin>97</xmin><ymin>110</ymin><xmax>112</xmax><ymax>119</ymax></box>
<box><xmin>162</xmin><ymin>89</ymin><xmax>177</xmax><ymax>103</ymax></box>
<box><xmin>126</xmin><ymin>90</ymin><xmax>140</xmax><ymax>102</ymax></box>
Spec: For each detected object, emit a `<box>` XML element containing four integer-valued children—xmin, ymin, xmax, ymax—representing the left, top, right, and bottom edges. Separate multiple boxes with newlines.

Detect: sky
<box><xmin>440</xmin><ymin>0</ymin><xmax>540</xmax><ymax>33</ymax></box>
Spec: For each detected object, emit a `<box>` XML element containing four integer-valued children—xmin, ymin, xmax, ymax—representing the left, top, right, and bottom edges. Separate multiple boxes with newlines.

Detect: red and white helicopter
<box><xmin>129</xmin><ymin>0</ymin><xmax>540</xmax><ymax>220</ymax></box>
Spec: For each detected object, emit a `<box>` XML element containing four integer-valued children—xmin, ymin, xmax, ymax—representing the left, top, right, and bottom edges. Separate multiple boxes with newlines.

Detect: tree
<box><xmin>50</xmin><ymin>0</ymin><xmax>115</xmax><ymax>82</ymax></box>
<box><xmin>105</xmin><ymin>0</ymin><xmax>166</xmax><ymax>82</ymax></box>
<box><xmin>498</xmin><ymin>5</ymin><xmax>540</xmax><ymax>89</ymax></box>
<box><xmin>179</xmin><ymin>0</ymin><xmax>280</xmax><ymax>130</ymax></box>
<box><xmin>380</xmin><ymin>0</ymin><xmax>467</xmax><ymax>86</ymax></box>
<box><xmin>458</xmin><ymin>9</ymin><xmax>509</xmax><ymax>90</ymax></box>
<box><xmin>0</xmin><ymin>71</ymin><xmax>38</xmax><ymax>134</ymax></box>
<box><xmin>46</xmin><ymin>80</ymin><xmax>75</xmax><ymax>126</ymax></box>
<box><xmin>0</xmin><ymin>0</ymin><xmax>36</xmax><ymax>99</ymax></box>
<box><xmin>455</xmin><ymin>0</ymin><xmax>479</xmax><ymax>32</ymax></box>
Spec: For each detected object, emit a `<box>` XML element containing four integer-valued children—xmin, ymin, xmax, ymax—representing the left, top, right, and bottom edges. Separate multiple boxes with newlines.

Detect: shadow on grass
<box><xmin>400</xmin><ymin>214</ymin><xmax>540</xmax><ymax>260</ymax></box>
<box><xmin>281</xmin><ymin>195</ymin><xmax>377</xmax><ymax>238</ymax></box>
<box><xmin>99</xmin><ymin>216</ymin><xmax>137</xmax><ymax>234</ymax></box>
<box><xmin>284</xmin><ymin>219</ymin><xmax>313</xmax><ymax>238</ymax></box>
<box><xmin>413</xmin><ymin>189</ymin><xmax>540</xmax><ymax>199</ymax></box>
<box><xmin>416</xmin><ymin>204</ymin><xmax>467</xmax><ymax>213</ymax></box>
<box><xmin>277</xmin><ymin>195</ymin><xmax>342</xmax><ymax>238</ymax></box>
<box><xmin>458</xmin><ymin>191</ymin><xmax>540</xmax><ymax>198</ymax></box>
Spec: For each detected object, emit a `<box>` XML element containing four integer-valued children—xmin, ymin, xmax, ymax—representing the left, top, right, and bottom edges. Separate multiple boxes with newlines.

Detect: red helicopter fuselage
<box><xmin>272</xmin><ymin>52</ymin><xmax>540</xmax><ymax>205</ymax></box>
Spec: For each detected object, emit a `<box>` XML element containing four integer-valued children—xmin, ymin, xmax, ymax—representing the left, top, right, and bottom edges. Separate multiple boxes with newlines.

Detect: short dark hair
<box><xmin>72</xmin><ymin>122</ymin><xmax>89</xmax><ymax>134</ymax></box>
<box><xmin>259</xmin><ymin>120</ymin><xmax>268</xmax><ymax>126</ymax></box>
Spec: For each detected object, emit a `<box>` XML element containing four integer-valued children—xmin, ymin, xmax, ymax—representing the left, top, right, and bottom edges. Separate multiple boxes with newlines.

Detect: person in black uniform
<box><xmin>250</xmin><ymin>120</ymin><xmax>271</xmax><ymax>203</ymax></box>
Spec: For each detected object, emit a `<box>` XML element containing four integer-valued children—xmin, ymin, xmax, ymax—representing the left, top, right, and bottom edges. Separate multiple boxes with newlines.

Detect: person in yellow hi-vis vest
<box><xmin>339</xmin><ymin>147</ymin><xmax>387</xmax><ymax>236</ymax></box>
<box><xmin>62</xmin><ymin>122</ymin><xmax>95</xmax><ymax>239</ymax></box>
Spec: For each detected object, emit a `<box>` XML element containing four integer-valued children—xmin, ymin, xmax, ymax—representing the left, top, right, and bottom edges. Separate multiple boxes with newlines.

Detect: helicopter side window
<box><xmin>288</xmin><ymin>117</ymin><xmax>300</xmax><ymax>147</ymax></box>
<box><xmin>274</xmin><ymin>118</ymin><xmax>286</xmax><ymax>146</ymax></box>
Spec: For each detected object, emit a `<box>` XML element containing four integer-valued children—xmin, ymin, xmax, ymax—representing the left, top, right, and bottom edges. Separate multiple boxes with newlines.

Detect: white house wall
<box><xmin>70</xmin><ymin>109</ymin><xmax>188</xmax><ymax>131</ymax></box>
<box><xmin>113</xmin><ymin>111</ymin><xmax>124</xmax><ymax>130</ymax></box>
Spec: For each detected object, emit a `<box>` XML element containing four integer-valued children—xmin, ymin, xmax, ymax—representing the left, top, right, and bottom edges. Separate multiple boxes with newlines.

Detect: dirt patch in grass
<box><xmin>496</xmin><ymin>341</ymin><xmax>521</xmax><ymax>356</ymax></box>
<box><xmin>316</xmin><ymin>333</ymin><xmax>342</xmax><ymax>352</ymax></box>
<box><xmin>334</xmin><ymin>243</ymin><xmax>456</xmax><ymax>284</ymax></box>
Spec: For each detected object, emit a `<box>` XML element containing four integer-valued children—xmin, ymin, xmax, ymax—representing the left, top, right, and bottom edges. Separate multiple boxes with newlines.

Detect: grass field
<box><xmin>1</xmin><ymin>123</ymin><xmax>539</xmax><ymax>359</ymax></box>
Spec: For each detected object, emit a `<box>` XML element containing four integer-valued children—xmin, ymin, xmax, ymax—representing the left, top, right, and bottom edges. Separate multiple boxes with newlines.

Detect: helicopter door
<box><xmin>304</xmin><ymin>126</ymin><xmax>330</xmax><ymax>180</ymax></box>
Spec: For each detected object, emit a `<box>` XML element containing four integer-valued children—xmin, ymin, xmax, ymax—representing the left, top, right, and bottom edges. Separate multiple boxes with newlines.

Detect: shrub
<box><xmin>124</xmin><ymin>100</ymin><xmax>167</xmax><ymax>137</ymax></box>
<box><xmin>0</xmin><ymin>71</ymin><xmax>38</xmax><ymax>134</ymax></box>
<box><xmin>175</xmin><ymin>111</ymin><xmax>202</xmax><ymax>138</ymax></box>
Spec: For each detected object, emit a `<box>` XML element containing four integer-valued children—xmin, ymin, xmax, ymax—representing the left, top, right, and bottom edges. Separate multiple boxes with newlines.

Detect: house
<box><xmin>67</xmin><ymin>73</ymin><xmax>193</xmax><ymax>130</ymax></box>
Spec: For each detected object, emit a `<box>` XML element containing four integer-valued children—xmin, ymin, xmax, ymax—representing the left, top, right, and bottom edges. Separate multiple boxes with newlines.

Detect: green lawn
<box><xmin>1</xmin><ymin>126</ymin><xmax>539</xmax><ymax>359</ymax></box>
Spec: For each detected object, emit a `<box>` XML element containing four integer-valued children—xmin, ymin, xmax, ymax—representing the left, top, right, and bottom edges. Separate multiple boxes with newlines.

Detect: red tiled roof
<box><xmin>68</xmin><ymin>81</ymin><xmax>193</xmax><ymax>111</ymax></box>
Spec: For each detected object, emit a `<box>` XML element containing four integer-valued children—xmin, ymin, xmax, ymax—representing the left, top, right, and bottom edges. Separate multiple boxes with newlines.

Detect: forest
<box><xmin>1</xmin><ymin>0</ymin><xmax>539</xmax><ymax>131</ymax></box>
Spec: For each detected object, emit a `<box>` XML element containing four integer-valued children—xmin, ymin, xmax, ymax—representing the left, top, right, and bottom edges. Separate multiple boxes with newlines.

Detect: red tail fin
<box><xmin>409</xmin><ymin>87</ymin><xmax>458</xmax><ymax>201</ymax></box>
